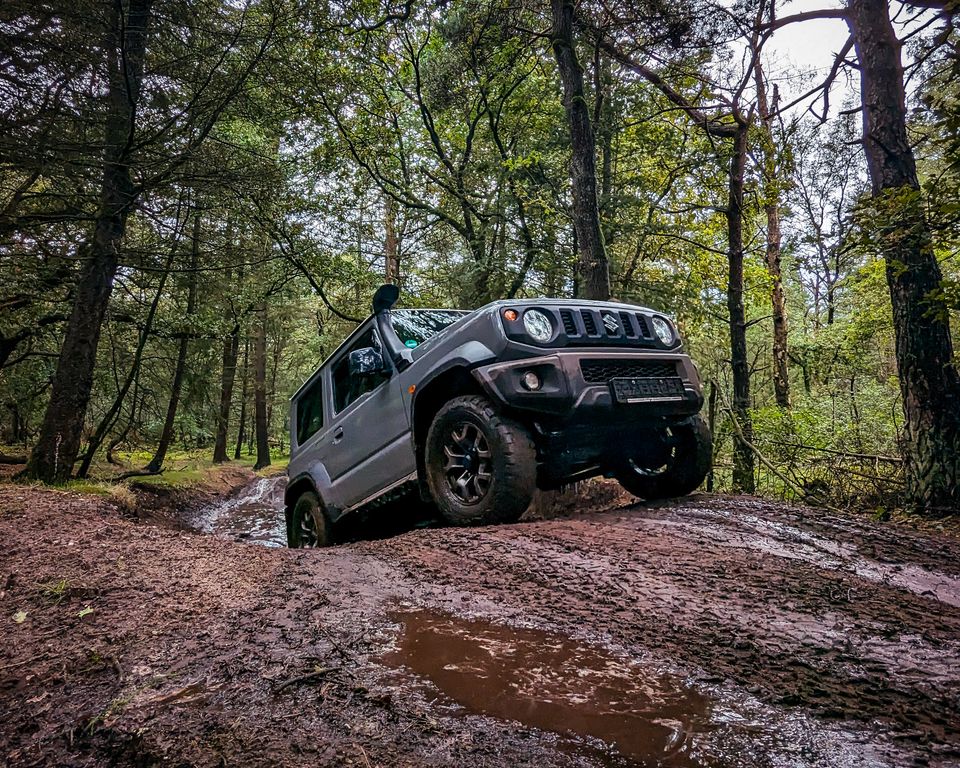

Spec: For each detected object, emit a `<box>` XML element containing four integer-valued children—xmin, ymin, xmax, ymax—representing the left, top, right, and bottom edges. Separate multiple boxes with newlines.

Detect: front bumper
<box><xmin>471</xmin><ymin>350</ymin><xmax>704</xmax><ymax>421</ymax></box>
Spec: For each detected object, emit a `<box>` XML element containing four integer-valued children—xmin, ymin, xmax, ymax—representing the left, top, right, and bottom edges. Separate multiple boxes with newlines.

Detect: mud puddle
<box><xmin>190</xmin><ymin>475</ymin><xmax>287</xmax><ymax>546</ymax></box>
<box><xmin>382</xmin><ymin>610</ymin><xmax>716</xmax><ymax>766</ymax></box>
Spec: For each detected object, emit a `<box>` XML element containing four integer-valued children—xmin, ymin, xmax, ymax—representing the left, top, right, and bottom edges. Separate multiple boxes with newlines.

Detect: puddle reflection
<box><xmin>384</xmin><ymin>610</ymin><xmax>715</xmax><ymax>766</ymax></box>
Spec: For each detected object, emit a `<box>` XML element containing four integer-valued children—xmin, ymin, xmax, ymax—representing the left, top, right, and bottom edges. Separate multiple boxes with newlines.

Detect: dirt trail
<box><xmin>1</xmin><ymin>482</ymin><xmax>958</xmax><ymax>767</ymax></box>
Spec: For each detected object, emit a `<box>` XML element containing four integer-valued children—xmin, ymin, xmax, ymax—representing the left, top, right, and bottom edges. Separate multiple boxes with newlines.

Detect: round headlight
<box><xmin>651</xmin><ymin>316</ymin><xmax>675</xmax><ymax>346</ymax></box>
<box><xmin>523</xmin><ymin>310</ymin><xmax>553</xmax><ymax>343</ymax></box>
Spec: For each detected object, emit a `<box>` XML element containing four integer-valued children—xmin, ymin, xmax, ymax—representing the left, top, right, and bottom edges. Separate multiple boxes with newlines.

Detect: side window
<box><xmin>296</xmin><ymin>375</ymin><xmax>324</xmax><ymax>445</ymax></box>
<box><xmin>331</xmin><ymin>328</ymin><xmax>389</xmax><ymax>413</ymax></box>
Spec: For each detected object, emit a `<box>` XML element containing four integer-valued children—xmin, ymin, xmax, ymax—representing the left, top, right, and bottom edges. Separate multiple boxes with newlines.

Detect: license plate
<box><xmin>611</xmin><ymin>377</ymin><xmax>684</xmax><ymax>403</ymax></box>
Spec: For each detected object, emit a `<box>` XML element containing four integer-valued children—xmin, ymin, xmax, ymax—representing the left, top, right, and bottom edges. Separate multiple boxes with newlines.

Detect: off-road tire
<box><xmin>614</xmin><ymin>414</ymin><xmax>712</xmax><ymax>500</ymax></box>
<box><xmin>425</xmin><ymin>395</ymin><xmax>536</xmax><ymax>526</ymax></box>
<box><xmin>287</xmin><ymin>490</ymin><xmax>332</xmax><ymax>548</ymax></box>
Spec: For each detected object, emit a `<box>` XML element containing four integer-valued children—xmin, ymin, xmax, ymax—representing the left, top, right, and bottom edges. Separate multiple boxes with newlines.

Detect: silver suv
<box><xmin>285</xmin><ymin>285</ymin><xmax>711</xmax><ymax>546</ymax></box>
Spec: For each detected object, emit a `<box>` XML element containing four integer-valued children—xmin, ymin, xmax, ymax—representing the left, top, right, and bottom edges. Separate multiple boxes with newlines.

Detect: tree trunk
<box><xmin>846</xmin><ymin>0</ymin><xmax>960</xmax><ymax>512</ymax></box>
<box><xmin>147</xmin><ymin>212</ymin><xmax>200</xmax><ymax>473</ymax></box>
<box><xmin>24</xmin><ymin>0</ymin><xmax>154</xmax><ymax>482</ymax></box>
<box><xmin>594</xmin><ymin>46</ymin><xmax>615</xmax><ymax>251</ymax></box>
<box><xmin>213</xmin><ymin>328</ymin><xmax>240</xmax><ymax>463</ymax></box>
<box><xmin>753</xmin><ymin>55</ymin><xmax>791</xmax><ymax>408</ymax></box>
<box><xmin>551</xmin><ymin>0</ymin><xmax>610</xmax><ymax>301</ymax></box>
<box><xmin>727</xmin><ymin>125</ymin><xmax>755</xmax><ymax>494</ymax></box>
<box><xmin>234</xmin><ymin>338</ymin><xmax>249</xmax><ymax>460</ymax></box>
<box><xmin>385</xmin><ymin>195</ymin><xmax>400</xmax><ymax>283</ymax></box>
<box><xmin>253</xmin><ymin>304</ymin><xmax>270</xmax><ymax>470</ymax></box>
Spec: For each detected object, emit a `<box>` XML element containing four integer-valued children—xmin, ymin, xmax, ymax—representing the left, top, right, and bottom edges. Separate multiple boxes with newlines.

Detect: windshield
<box><xmin>392</xmin><ymin>309</ymin><xmax>469</xmax><ymax>348</ymax></box>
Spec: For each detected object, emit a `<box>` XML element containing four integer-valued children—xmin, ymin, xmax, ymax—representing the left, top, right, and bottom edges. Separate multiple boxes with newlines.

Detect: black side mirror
<box><xmin>349</xmin><ymin>347</ymin><xmax>385</xmax><ymax>377</ymax></box>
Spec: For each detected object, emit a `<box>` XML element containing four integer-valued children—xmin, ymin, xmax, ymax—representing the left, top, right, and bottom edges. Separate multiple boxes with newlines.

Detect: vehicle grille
<box><xmin>580</xmin><ymin>359</ymin><xmax>679</xmax><ymax>383</ymax></box>
<box><xmin>558</xmin><ymin>307</ymin><xmax>655</xmax><ymax>345</ymax></box>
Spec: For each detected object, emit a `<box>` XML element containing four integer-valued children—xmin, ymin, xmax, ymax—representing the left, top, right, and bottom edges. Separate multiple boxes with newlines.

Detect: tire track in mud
<box><xmin>364</xmin><ymin>503</ymin><xmax>960</xmax><ymax>750</ymax></box>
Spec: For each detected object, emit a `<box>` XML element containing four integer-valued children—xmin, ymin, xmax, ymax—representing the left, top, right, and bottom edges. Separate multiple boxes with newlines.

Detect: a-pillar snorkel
<box><xmin>373</xmin><ymin>284</ymin><xmax>412</xmax><ymax>372</ymax></box>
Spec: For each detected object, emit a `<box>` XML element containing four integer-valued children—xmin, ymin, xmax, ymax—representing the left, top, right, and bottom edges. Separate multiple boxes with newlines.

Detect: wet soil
<box><xmin>1</xmin><ymin>478</ymin><xmax>959</xmax><ymax>767</ymax></box>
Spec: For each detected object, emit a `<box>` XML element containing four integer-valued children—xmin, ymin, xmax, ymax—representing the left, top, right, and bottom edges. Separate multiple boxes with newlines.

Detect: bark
<box><xmin>594</xmin><ymin>46</ymin><xmax>615</xmax><ymax>250</ymax></box>
<box><xmin>551</xmin><ymin>0</ymin><xmax>610</xmax><ymax>301</ymax></box>
<box><xmin>234</xmin><ymin>338</ymin><xmax>249</xmax><ymax>460</ymax></box>
<box><xmin>385</xmin><ymin>195</ymin><xmax>400</xmax><ymax>283</ymax></box>
<box><xmin>147</xmin><ymin>212</ymin><xmax>200</xmax><ymax>473</ymax></box>
<box><xmin>728</xmin><ymin>125</ymin><xmax>755</xmax><ymax>494</ymax></box>
<box><xmin>752</xmin><ymin>55</ymin><xmax>791</xmax><ymax>408</ymax></box>
<box><xmin>213</xmin><ymin>328</ymin><xmax>240</xmax><ymax>463</ymax></box>
<box><xmin>846</xmin><ymin>0</ymin><xmax>960</xmax><ymax>512</ymax></box>
<box><xmin>25</xmin><ymin>0</ymin><xmax>154</xmax><ymax>482</ymax></box>
<box><xmin>253</xmin><ymin>304</ymin><xmax>270</xmax><ymax>470</ymax></box>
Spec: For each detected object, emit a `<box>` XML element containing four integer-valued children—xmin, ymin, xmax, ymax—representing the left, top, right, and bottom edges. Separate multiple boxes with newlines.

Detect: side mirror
<box><xmin>349</xmin><ymin>347</ymin><xmax>385</xmax><ymax>377</ymax></box>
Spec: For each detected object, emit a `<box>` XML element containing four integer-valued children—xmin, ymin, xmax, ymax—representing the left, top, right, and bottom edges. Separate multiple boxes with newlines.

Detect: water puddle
<box><xmin>191</xmin><ymin>476</ymin><xmax>286</xmax><ymax>547</ymax></box>
<box><xmin>383</xmin><ymin>610</ymin><xmax>715</xmax><ymax>766</ymax></box>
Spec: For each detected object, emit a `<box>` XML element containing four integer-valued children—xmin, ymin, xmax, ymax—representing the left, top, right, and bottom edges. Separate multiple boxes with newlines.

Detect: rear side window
<box><xmin>296</xmin><ymin>376</ymin><xmax>324</xmax><ymax>445</ymax></box>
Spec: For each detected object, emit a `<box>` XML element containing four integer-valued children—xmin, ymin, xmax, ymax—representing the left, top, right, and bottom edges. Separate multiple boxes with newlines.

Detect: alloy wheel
<box><xmin>442</xmin><ymin>421</ymin><xmax>492</xmax><ymax>504</ymax></box>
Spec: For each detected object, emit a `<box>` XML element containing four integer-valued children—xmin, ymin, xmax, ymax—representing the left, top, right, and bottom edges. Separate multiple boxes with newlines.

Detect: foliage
<box><xmin>0</xmin><ymin>0</ymin><xmax>957</xmax><ymax>509</ymax></box>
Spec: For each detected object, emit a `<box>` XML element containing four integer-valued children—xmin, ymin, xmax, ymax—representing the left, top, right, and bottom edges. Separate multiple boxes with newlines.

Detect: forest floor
<box><xmin>1</xmin><ymin>472</ymin><xmax>959</xmax><ymax>768</ymax></box>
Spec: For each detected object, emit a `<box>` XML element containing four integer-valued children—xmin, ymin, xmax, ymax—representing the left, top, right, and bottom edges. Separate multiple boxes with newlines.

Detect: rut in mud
<box><xmin>1</xmin><ymin>478</ymin><xmax>959</xmax><ymax>767</ymax></box>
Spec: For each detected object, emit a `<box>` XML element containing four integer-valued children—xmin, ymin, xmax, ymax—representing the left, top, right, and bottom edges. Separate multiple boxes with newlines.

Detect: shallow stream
<box><xmin>190</xmin><ymin>475</ymin><xmax>287</xmax><ymax>546</ymax></box>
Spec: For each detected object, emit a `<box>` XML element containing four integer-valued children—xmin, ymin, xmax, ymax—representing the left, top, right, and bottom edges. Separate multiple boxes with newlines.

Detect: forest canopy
<box><xmin>1</xmin><ymin>0</ymin><xmax>958</xmax><ymax>512</ymax></box>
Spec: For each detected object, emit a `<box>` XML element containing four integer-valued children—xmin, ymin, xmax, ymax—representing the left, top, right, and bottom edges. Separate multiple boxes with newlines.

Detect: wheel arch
<box><xmin>284</xmin><ymin>473</ymin><xmax>319</xmax><ymax>510</ymax></box>
<box><xmin>411</xmin><ymin>366</ymin><xmax>486</xmax><ymax>496</ymax></box>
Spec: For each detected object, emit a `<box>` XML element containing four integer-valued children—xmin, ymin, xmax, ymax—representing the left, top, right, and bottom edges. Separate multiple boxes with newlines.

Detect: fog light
<box><xmin>521</xmin><ymin>371</ymin><xmax>541</xmax><ymax>391</ymax></box>
<box><xmin>503</xmin><ymin>308</ymin><xmax>518</xmax><ymax>322</ymax></box>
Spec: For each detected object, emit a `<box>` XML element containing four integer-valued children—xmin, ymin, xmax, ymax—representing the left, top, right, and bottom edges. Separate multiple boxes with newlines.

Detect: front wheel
<box><xmin>425</xmin><ymin>395</ymin><xmax>537</xmax><ymax>526</ymax></box>
<box><xmin>287</xmin><ymin>490</ymin><xmax>332</xmax><ymax>548</ymax></box>
<box><xmin>614</xmin><ymin>415</ymin><xmax>712</xmax><ymax>500</ymax></box>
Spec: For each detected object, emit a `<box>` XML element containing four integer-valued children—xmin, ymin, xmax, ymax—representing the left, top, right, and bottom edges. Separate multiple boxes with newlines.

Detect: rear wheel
<box><xmin>425</xmin><ymin>395</ymin><xmax>536</xmax><ymax>526</ymax></box>
<box><xmin>287</xmin><ymin>491</ymin><xmax>331</xmax><ymax>548</ymax></box>
<box><xmin>614</xmin><ymin>415</ymin><xmax>712</xmax><ymax>500</ymax></box>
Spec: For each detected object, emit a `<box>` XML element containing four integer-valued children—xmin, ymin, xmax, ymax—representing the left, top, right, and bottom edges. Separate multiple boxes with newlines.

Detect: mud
<box><xmin>1</xmin><ymin>479</ymin><xmax>959</xmax><ymax>767</ymax></box>
<box><xmin>383</xmin><ymin>609</ymin><xmax>714</xmax><ymax>766</ymax></box>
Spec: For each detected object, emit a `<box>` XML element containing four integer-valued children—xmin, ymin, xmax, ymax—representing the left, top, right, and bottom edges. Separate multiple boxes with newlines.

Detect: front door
<box><xmin>320</xmin><ymin>325</ymin><xmax>414</xmax><ymax>509</ymax></box>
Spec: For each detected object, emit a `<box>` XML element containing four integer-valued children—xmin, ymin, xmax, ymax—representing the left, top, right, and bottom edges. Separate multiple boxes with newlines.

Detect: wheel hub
<box><xmin>442</xmin><ymin>421</ymin><xmax>492</xmax><ymax>504</ymax></box>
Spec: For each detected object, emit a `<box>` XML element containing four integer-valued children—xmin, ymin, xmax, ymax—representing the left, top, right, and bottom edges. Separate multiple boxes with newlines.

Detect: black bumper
<box><xmin>471</xmin><ymin>351</ymin><xmax>704</xmax><ymax>421</ymax></box>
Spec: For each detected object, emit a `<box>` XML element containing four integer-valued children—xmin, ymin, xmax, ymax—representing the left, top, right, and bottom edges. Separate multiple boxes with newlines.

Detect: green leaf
<box><xmin>77</xmin><ymin>607</ymin><xmax>94</xmax><ymax>619</ymax></box>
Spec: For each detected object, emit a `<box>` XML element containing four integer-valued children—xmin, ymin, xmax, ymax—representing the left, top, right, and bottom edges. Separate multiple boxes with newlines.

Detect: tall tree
<box><xmin>25</xmin><ymin>0</ymin><xmax>154</xmax><ymax>482</ymax></box>
<box><xmin>147</xmin><ymin>211</ymin><xmax>201</xmax><ymax>473</ymax></box>
<box><xmin>551</xmin><ymin>0</ymin><xmax>610</xmax><ymax>301</ymax></box>
<box><xmin>253</xmin><ymin>304</ymin><xmax>271</xmax><ymax>470</ymax></box>
<box><xmin>752</xmin><ymin>40</ymin><xmax>791</xmax><ymax>408</ymax></box>
<box><xmin>844</xmin><ymin>0</ymin><xmax>960</xmax><ymax>510</ymax></box>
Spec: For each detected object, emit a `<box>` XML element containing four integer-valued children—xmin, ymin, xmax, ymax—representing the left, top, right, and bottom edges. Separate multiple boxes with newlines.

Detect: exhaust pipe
<box><xmin>372</xmin><ymin>284</ymin><xmax>412</xmax><ymax>372</ymax></box>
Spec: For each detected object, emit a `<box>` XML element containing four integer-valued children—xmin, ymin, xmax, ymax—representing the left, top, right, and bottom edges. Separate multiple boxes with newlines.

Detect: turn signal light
<box><xmin>503</xmin><ymin>308</ymin><xmax>518</xmax><ymax>322</ymax></box>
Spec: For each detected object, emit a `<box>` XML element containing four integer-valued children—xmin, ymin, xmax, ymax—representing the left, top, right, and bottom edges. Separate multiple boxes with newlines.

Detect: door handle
<box><xmin>332</xmin><ymin>427</ymin><xmax>344</xmax><ymax>444</ymax></box>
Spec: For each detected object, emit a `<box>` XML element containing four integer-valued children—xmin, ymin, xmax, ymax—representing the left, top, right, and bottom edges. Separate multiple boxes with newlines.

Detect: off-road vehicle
<box><xmin>285</xmin><ymin>285</ymin><xmax>711</xmax><ymax>547</ymax></box>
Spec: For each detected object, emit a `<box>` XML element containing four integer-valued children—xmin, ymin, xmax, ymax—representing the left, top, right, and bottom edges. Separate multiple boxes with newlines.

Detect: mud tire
<box><xmin>287</xmin><ymin>490</ymin><xmax>332</xmax><ymax>548</ymax></box>
<box><xmin>425</xmin><ymin>395</ymin><xmax>536</xmax><ymax>526</ymax></box>
<box><xmin>614</xmin><ymin>414</ymin><xmax>712</xmax><ymax>500</ymax></box>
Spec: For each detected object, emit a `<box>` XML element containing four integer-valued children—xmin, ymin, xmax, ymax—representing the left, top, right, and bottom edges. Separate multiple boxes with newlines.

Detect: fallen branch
<box><xmin>274</xmin><ymin>666</ymin><xmax>335</xmax><ymax>693</ymax></box>
<box><xmin>112</xmin><ymin>468</ymin><xmax>163</xmax><ymax>481</ymax></box>
<box><xmin>0</xmin><ymin>453</ymin><xmax>27</xmax><ymax>465</ymax></box>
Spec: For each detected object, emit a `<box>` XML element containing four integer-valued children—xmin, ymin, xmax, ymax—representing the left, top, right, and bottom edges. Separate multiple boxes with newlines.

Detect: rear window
<box><xmin>296</xmin><ymin>376</ymin><xmax>324</xmax><ymax>445</ymax></box>
<box><xmin>392</xmin><ymin>309</ymin><xmax>469</xmax><ymax>347</ymax></box>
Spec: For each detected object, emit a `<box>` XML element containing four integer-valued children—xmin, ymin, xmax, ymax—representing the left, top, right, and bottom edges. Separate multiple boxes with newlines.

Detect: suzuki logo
<box><xmin>602</xmin><ymin>313</ymin><xmax>620</xmax><ymax>333</ymax></box>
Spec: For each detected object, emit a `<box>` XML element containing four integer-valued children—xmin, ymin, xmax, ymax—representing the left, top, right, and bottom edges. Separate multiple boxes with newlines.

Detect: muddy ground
<box><xmin>1</xmin><ymin>477</ymin><xmax>959</xmax><ymax>768</ymax></box>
